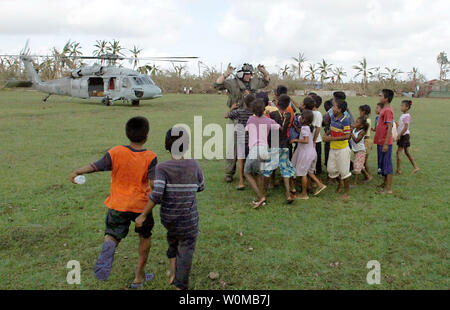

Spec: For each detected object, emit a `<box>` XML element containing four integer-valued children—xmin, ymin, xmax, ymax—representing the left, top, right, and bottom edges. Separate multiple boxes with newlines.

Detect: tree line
<box><xmin>1</xmin><ymin>40</ymin><xmax>448</xmax><ymax>96</ymax></box>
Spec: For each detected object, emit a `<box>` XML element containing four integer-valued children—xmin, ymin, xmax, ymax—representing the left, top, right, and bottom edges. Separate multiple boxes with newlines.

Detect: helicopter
<box><xmin>2</xmin><ymin>42</ymin><xmax>198</xmax><ymax>106</ymax></box>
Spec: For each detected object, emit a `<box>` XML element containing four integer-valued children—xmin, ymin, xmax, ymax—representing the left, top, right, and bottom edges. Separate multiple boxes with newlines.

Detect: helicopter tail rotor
<box><xmin>20</xmin><ymin>39</ymin><xmax>31</xmax><ymax>57</ymax></box>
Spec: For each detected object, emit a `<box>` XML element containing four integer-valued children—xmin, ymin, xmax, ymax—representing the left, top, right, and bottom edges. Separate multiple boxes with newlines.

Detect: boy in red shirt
<box><xmin>70</xmin><ymin>117</ymin><xmax>157</xmax><ymax>287</ymax></box>
<box><xmin>374</xmin><ymin>89</ymin><xmax>394</xmax><ymax>194</ymax></box>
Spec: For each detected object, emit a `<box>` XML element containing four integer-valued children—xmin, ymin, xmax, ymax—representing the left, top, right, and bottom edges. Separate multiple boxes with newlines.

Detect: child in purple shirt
<box><xmin>291</xmin><ymin>110</ymin><xmax>327</xmax><ymax>199</ymax></box>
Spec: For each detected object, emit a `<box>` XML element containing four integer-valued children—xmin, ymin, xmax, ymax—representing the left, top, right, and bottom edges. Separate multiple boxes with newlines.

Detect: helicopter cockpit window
<box><xmin>132</xmin><ymin>76</ymin><xmax>154</xmax><ymax>85</ymax></box>
<box><xmin>142</xmin><ymin>76</ymin><xmax>155</xmax><ymax>85</ymax></box>
<box><xmin>133</xmin><ymin>77</ymin><xmax>144</xmax><ymax>85</ymax></box>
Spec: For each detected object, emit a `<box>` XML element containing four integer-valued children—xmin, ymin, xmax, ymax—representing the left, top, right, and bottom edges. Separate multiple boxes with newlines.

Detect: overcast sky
<box><xmin>0</xmin><ymin>0</ymin><xmax>449</xmax><ymax>81</ymax></box>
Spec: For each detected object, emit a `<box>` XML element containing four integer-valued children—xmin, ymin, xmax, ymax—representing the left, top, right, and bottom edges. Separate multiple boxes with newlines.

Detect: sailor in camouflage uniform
<box><xmin>214</xmin><ymin>63</ymin><xmax>270</xmax><ymax>182</ymax></box>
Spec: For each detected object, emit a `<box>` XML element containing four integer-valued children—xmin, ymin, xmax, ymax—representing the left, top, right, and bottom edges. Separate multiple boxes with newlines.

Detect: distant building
<box><xmin>424</xmin><ymin>79</ymin><xmax>450</xmax><ymax>98</ymax></box>
<box><xmin>305</xmin><ymin>81</ymin><xmax>322</xmax><ymax>89</ymax></box>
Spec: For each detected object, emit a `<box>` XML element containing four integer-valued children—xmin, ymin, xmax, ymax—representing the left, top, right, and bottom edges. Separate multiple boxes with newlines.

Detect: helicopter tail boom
<box><xmin>20</xmin><ymin>56</ymin><xmax>42</xmax><ymax>86</ymax></box>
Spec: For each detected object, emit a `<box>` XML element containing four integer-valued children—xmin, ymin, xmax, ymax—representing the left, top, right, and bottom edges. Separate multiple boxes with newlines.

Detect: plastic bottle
<box><xmin>74</xmin><ymin>175</ymin><xmax>86</xmax><ymax>184</ymax></box>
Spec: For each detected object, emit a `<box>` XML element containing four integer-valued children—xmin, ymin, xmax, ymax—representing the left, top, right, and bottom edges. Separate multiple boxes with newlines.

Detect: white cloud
<box><xmin>0</xmin><ymin>0</ymin><xmax>189</xmax><ymax>39</ymax></box>
<box><xmin>217</xmin><ymin>0</ymin><xmax>450</xmax><ymax>80</ymax></box>
<box><xmin>0</xmin><ymin>0</ymin><xmax>448</xmax><ymax>80</ymax></box>
<box><xmin>0</xmin><ymin>0</ymin><xmax>196</xmax><ymax>72</ymax></box>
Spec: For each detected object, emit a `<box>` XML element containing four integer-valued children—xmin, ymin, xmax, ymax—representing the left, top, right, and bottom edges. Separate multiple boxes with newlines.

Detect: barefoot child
<box><xmin>136</xmin><ymin>127</ymin><xmax>205</xmax><ymax>290</ymax></box>
<box><xmin>291</xmin><ymin>109</ymin><xmax>327</xmax><ymax>199</ymax></box>
<box><xmin>225</xmin><ymin>95</ymin><xmax>255</xmax><ymax>190</ymax></box>
<box><xmin>309</xmin><ymin>94</ymin><xmax>324</xmax><ymax>175</ymax></box>
<box><xmin>70</xmin><ymin>117</ymin><xmax>158</xmax><ymax>287</ymax></box>
<box><xmin>263</xmin><ymin>94</ymin><xmax>297</xmax><ymax>203</ymax></box>
<box><xmin>350</xmin><ymin>117</ymin><xmax>372</xmax><ymax>185</ymax></box>
<box><xmin>245</xmin><ymin>99</ymin><xmax>280</xmax><ymax>208</ymax></box>
<box><xmin>396</xmin><ymin>100</ymin><xmax>419</xmax><ymax>175</ymax></box>
<box><xmin>322</xmin><ymin>99</ymin><xmax>333</xmax><ymax>183</ymax></box>
<box><xmin>322</xmin><ymin>99</ymin><xmax>352</xmax><ymax>199</ymax></box>
<box><xmin>372</xmin><ymin>102</ymin><xmax>383</xmax><ymax>133</ymax></box>
<box><xmin>359</xmin><ymin>105</ymin><xmax>373</xmax><ymax>177</ymax></box>
<box><xmin>374</xmin><ymin>89</ymin><xmax>395</xmax><ymax>194</ymax></box>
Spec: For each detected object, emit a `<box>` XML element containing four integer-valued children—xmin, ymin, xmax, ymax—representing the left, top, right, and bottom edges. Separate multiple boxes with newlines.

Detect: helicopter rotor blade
<box><xmin>0</xmin><ymin>55</ymin><xmax>190</xmax><ymax>63</ymax></box>
<box><xmin>138</xmin><ymin>57</ymin><xmax>198</xmax><ymax>60</ymax></box>
<box><xmin>140</xmin><ymin>56</ymin><xmax>198</xmax><ymax>59</ymax></box>
<box><xmin>0</xmin><ymin>54</ymin><xmax>56</xmax><ymax>58</ymax></box>
<box><xmin>0</xmin><ymin>53</ymin><xmax>198</xmax><ymax>61</ymax></box>
<box><xmin>20</xmin><ymin>39</ymin><xmax>30</xmax><ymax>56</ymax></box>
<box><xmin>124</xmin><ymin>60</ymin><xmax>189</xmax><ymax>63</ymax></box>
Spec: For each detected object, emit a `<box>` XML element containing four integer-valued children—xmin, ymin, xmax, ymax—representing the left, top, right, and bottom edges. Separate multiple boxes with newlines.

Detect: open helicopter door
<box><xmin>88</xmin><ymin>77</ymin><xmax>104</xmax><ymax>97</ymax></box>
<box><xmin>104</xmin><ymin>77</ymin><xmax>119</xmax><ymax>102</ymax></box>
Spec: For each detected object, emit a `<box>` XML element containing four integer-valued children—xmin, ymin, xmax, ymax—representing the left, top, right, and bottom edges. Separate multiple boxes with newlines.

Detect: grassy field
<box><xmin>0</xmin><ymin>89</ymin><xmax>448</xmax><ymax>290</ymax></box>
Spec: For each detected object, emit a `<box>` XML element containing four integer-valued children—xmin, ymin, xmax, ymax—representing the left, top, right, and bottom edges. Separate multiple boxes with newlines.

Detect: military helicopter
<box><xmin>2</xmin><ymin>42</ymin><xmax>198</xmax><ymax>106</ymax></box>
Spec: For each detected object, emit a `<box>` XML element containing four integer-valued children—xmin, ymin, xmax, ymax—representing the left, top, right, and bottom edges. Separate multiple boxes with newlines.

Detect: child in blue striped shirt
<box><xmin>136</xmin><ymin>127</ymin><xmax>205</xmax><ymax>290</ymax></box>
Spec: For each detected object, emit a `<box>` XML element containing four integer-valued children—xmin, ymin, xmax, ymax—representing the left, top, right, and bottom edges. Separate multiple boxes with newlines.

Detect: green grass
<box><xmin>0</xmin><ymin>89</ymin><xmax>448</xmax><ymax>290</ymax></box>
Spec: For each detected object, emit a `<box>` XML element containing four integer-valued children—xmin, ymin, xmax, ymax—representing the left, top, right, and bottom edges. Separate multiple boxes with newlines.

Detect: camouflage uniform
<box><xmin>214</xmin><ymin>76</ymin><xmax>269</xmax><ymax>180</ymax></box>
<box><xmin>214</xmin><ymin>77</ymin><xmax>269</xmax><ymax>108</ymax></box>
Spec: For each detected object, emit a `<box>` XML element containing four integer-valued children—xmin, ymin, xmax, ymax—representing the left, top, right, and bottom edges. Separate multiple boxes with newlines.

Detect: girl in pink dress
<box><xmin>291</xmin><ymin>110</ymin><xmax>327</xmax><ymax>199</ymax></box>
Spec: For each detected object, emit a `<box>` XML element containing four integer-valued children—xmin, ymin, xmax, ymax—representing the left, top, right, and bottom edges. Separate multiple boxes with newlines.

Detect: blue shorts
<box><xmin>377</xmin><ymin>144</ymin><xmax>393</xmax><ymax>176</ymax></box>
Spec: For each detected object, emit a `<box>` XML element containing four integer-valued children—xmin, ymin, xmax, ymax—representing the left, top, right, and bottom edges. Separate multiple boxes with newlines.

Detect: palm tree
<box><xmin>1</xmin><ymin>56</ymin><xmax>23</xmax><ymax>80</ymax></box>
<box><xmin>93</xmin><ymin>40</ymin><xmax>108</xmax><ymax>65</ymax></box>
<box><xmin>150</xmin><ymin>64</ymin><xmax>161</xmax><ymax>76</ymax></box>
<box><xmin>93</xmin><ymin>40</ymin><xmax>108</xmax><ymax>56</ymax></box>
<box><xmin>305</xmin><ymin>63</ymin><xmax>318</xmax><ymax>84</ymax></box>
<box><xmin>368</xmin><ymin>66</ymin><xmax>378</xmax><ymax>81</ymax></box>
<box><xmin>39</xmin><ymin>56</ymin><xmax>57</xmax><ymax>80</ymax></box>
<box><xmin>69</xmin><ymin>41</ymin><xmax>82</xmax><ymax>67</ymax></box>
<box><xmin>129</xmin><ymin>45</ymin><xmax>142</xmax><ymax>69</ymax></box>
<box><xmin>353</xmin><ymin>57</ymin><xmax>373</xmax><ymax>94</ymax></box>
<box><xmin>385</xmin><ymin>67</ymin><xmax>403</xmax><ymax>82</ymax></box>
<box><xmin>332</xmin><ymin>66</ymin><xmax>347</xmax><ymax>84</ymax></box>
<box><xmin>138</xmin><ymin>63</ymin><xmax>161</xmax><ymax>76</ymax></box>
<box><xmin>317</xmin><ymin>59</ymin><xmax>332</xmax><ymax>89</ymax></box>
<box><xmin>202</xmin><ymin>65</ymin><xmax>220</xmax><ymax>79</ymax></box>
<box><xmin>137</xmin><ymin>64</ymin><xmax>152</xmax><ymax>75</ymax></box>
<box><xmin>50</xmin><ymin>48</ymin><xmax>62</xmax><ymax>78</ymax></box>
<box><xmin>408</xmin><ymin>67</ymin><xmax>419</xmax><ymax>83</ymax></box>
<box><xmin>408</xmin><ymin>67</ymin><xmax>426</xmax><ymax>91</ymax></box>
<box><xmin>172</xmin><ymin>62</ymin><xmax>187</xmax><ymax>78</ymax></box>
<box><xmin>69</xmin><ymin>41</ymin><xmax>82</xmax><ymax>58</ymax></box>
<box><xmin>437</xmin><ymin>51</ymin><xmax>449</xmax><ymax>80</ymax></box>
<box><xmin>279</xmin><ymin>65</ymin><xmax>290</xmax><ymax>79</ymax></box>
<box><xmin>60</xmin><ymin>40</ymin><xmax>74</xmax><ymax>70</ymax></box>
<box><xmin>108</xmin><ymin>40</ymin><xmax>124</xmax><ymax>56</ymax></box>
<box><xmin>107</xmin><ymin>40</ymin><xmax>124</xmax><ymax>65</ymax></box>
<box><xmin>369</xmin><ymin>66</ymin><xmax>387</xmax><ymax>83</ymax></box>
<box><xmin>291</xmin><ymin>52</ymin><xmax>307</xmax><ymax>79</ymax></box>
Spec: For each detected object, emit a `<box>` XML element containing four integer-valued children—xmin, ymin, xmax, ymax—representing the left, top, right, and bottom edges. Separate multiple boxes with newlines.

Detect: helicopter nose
<box><xmin>150</xmin><ymin>85</ymin><xmax>162</xmax><ymax>98</ymax></box>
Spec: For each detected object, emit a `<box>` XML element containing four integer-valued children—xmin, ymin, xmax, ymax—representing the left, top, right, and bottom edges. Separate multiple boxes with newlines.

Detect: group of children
<box><xmin>69</xmin><ymin>88</ymin><xmax>419</xmax><ymax>289</ymax></box>
<box><xmin>226</xmin><ymin>87</ymin><xmax>420</xmax><ymax>205</ymax></box>
<box><xmin>71</xmin><ymin>117</ymin><xmax>203</xmax><ymax>290</ymax></box>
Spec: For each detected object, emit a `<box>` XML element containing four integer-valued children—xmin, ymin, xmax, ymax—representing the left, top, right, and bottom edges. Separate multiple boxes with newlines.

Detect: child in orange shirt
<box><xmin>70</xmin><ymin>116</ymin><xmax>158</xmax><ymax>288</ymax></box>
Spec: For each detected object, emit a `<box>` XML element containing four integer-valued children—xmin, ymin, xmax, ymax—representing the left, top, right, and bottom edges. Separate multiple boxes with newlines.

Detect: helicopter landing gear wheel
<box><xmin>102</xmin><ymin>98</ymin><xmax>111</xmax><ymax>106</ymax></box>
<box><xmin>131</xmin><ymin>100</ymin><xmax>140</xmax><ymax>106</ymax></box>
<box><xmin>42</xmin><ymin>94</ymin><xmax>51</xmax><ymax>103</ymax></box>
